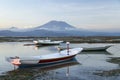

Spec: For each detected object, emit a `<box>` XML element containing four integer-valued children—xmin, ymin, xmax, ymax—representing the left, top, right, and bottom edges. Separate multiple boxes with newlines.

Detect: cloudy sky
<box><xmin>0</xmin><ymin>0</ymin><xmax>120</xmax><ymax>32</ymax></box>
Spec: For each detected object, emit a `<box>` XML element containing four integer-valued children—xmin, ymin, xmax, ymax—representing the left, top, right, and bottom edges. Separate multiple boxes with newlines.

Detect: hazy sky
<box><xmin>0</xmin><ymin>0</ymin><xmax>120</xmax><ymax>31</ymax></box>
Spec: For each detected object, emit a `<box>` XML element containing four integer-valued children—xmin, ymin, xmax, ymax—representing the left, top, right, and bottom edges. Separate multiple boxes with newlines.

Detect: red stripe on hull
<box><xmin>39</xmin><ymin>55</ymin><xmax>76</xmax><ymax>64</ymax></box>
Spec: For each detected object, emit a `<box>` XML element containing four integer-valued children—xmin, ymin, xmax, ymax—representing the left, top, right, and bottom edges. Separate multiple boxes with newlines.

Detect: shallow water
<box><xmin>0</xmin><ymin>42</ymin><xmax>120</xmax><ymax>80</ymax></box>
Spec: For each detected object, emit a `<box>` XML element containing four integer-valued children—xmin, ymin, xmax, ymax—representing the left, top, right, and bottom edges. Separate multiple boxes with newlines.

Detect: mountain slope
<box><xmin>35</xmin><ymin>20</ymin><xmax>77</xmax><ymax>31</ymax></box>
<box><xmin>0</xmin><ymin>20</ymin><xmax>119</xmax><ymax>37</ymax></box>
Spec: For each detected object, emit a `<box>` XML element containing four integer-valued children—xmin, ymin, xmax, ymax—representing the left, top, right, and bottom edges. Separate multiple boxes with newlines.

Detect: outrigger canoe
<box><xmin>6</xmin><ymin>48</ymin><xmax>83</xmax><ymax>66</ymax></box>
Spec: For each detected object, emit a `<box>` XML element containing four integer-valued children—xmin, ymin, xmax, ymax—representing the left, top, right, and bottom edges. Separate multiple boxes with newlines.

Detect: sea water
<box><xmin>0</xmin><ymin>42</ymin><xmax>120</xmax><ymax>80</ymax></box>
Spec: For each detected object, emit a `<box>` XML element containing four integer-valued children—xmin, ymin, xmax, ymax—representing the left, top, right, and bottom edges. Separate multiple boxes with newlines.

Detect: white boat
<box><xmin>33</xmin><ymin>39</ymin><xmax>63</xmax><ymax>46</ymax></box>
<box><xmin>6</xmin><ymin>48</ymin><xmax>83</xmax><ymax>66</ymax></box>
<box><xmin>57</xmin><ymin>45</ymin><xmax>111</xmax><ymax>51</ymax></box>
<box><xmin>83</xmin><ymin>45</ymin><xmax>111</xmax><ymax>51</ymax></box>
<box><xmin>19</xmin><ymin>58</ymin><xmax>79</xmax><ymax>68</ymax></box>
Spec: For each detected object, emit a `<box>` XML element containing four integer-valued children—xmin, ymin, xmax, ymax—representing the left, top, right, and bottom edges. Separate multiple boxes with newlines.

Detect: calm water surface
<box><xmin>0</xmin><ymin>42</ymin><xmax>120</xmax><ymax>80</ymax></box>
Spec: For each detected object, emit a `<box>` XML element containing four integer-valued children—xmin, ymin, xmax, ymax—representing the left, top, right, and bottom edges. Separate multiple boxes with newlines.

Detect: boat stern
<box><xmin>6</xmin><ymin>56</ymin><xmax>21</xmax><ymax>66</ymax></box>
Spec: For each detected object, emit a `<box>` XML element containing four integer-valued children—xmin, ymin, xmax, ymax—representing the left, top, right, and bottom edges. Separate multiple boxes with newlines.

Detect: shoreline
<box><xmin>0</xmin><ymin>36</ymin><xmax>120</xmax><ymax>43</ymax></box>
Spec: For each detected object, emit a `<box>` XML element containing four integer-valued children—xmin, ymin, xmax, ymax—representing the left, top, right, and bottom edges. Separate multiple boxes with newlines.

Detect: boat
<box><xmin>33</xmin><ymin>39</ymin><xmax>63</xmax><ymax>46</ymax></box>
<box><xmin>57</xmin><ymin>45</ymin><xmax>111</xmax><ymax>52</ymax></box>
<box><xmin>6</xmin><ymin>48</ymin><xmax>83</xmax><ymax>66</ymax></box>
<box><xmin>18</xmin><ymin>58</ymin><xmax>79</xmax><ymax>68</ymax></box>
<box><xmin>82</xmin><ymin>45</ymin><xmax>111</xmax><ymax>51</ymax></box>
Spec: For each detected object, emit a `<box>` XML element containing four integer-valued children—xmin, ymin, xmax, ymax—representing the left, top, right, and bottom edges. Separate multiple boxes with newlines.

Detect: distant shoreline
<box><xmin>0</xmin><ymin>36</ymin><xmax>120</xmax><ymax>43</ymax></box>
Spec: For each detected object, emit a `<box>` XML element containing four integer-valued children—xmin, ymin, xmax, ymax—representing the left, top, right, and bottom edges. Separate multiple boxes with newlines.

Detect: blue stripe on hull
<box><xmin>19</xmin><ymin>58</ymin><xmax>76</xmax><ymax>68</ymax></box>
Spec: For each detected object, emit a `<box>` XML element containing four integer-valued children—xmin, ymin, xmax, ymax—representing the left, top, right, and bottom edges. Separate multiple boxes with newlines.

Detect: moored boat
<box><xmin>33</xmin><ymin>39</ymin><xmax>63</xmax><ymax>46</ymax></box>
<box><xmin>83</xmin><ymin>45</ymin><xmax>111</xmax><ymax>51</ymax></box>
<box><xmin>6</xmin><ymin>48</ymin><xmax>83</xmax><ymax>66</ymax></box>
<box><xmin>19</xmin><ymin>58</ymin><xmax>79</xmax><ymax>68</ymax></box>
<box><xmin>57</xmin><ymin>45</ymin><xmax>111</xmax><ymax>51</ymax></box>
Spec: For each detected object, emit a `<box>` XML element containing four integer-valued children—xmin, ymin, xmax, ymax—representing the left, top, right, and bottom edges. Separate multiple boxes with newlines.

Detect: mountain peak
<box><xmin>48</xmin><ymin>20</ymin><xmax>67</xmax><ymax>24</ymax></box>
<box><xmin>36</xmin><ymin>20</ymin><xmax>76</xmax><ymax>31</ymax></box>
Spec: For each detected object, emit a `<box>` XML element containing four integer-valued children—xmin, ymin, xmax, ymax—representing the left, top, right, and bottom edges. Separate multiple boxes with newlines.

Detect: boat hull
<box><xmin>58</xmin><ymin>45</ymin><xmax>111</xmax><ymax>51</ymax></box>
<box><xmin>83</xmin><ymin>45</ymin><xmax>111</xmax><ymax>51</ymax></box>
<box><xmin>6</xmin><ymin>48</ymin><xmax>83</xmax><ymax>66</ymax></box>
<box><xmin>19</xmin><ymin>58</ymin><xmax>79</xmax><ymax>68</ymax></box>
<box><xmin>39</xmin><ymin>55</ymin><xmax>76</xmax><ymax>64</ymax></box>
<box><xmin>35</xmin><ymin>43</ymin><xmax>60</xmax><ymax>46</ymax></box>
<box><xmin>20</xmin><ymin>54</ymin><xmax>76</xmax><ymax>65</ymax></box>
